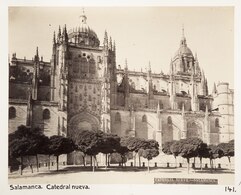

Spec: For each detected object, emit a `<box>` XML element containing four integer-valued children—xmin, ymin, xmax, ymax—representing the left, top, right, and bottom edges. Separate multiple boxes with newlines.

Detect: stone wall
<box><xmin>8</xmin><ymin>103</ymin><xmax>27</xmax><ymax>133</ymax></box>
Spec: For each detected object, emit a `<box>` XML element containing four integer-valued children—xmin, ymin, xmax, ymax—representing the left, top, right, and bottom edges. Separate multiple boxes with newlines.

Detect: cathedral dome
<box><xmin>68</xmin><ymin>12</ymin><xmax>100</xmax><ymax>47</ymax></box>
<box><xmin>175</xmin><ymin>45</ymin><xmax>193</xmax><ymax>57</ymax></box>
<box><xmin>174</xmin><ymin>36</ymin><xmax>193</xmax><ymax>59</ymax></box>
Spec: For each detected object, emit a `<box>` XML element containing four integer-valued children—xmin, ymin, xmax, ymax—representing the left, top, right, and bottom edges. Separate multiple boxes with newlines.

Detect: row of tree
<box><xmin>9</xmin><ymin>125</ymin><xmax>234</xmax><ymax>175</ymax></box>
<box><xmin>162</xmin><ymin>138</ymin><xmax>234</xmax><ymax>173</ymax></box>
<box><xmin>9</xmin><ymin>125</ymin><xmax>75</xmax><ymax>174</ymax></box>
<box><xmin>9</xmin><ymin>125</ymin><xmax>160</xmax><ymax>174</ymax></box>
<box><xmin>73</xmin><ymin>130</ymin><xmax>159</xmax><ymax>172</ymax></box>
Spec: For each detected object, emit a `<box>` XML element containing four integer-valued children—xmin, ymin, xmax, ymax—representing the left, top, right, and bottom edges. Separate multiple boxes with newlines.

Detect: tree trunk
<box><xmin>105</xmin><ymin>154</ymin><xmax>108</xmax><ymax>169</ymax></box>
<box><xmin>200</xmin><ymin>157</ymin><xmax>202</xmax><ymax>170</ymax></box>
<box><xmin>27</xmin><ymin>156</ymin><xmax>33</xmax><ymax>173</ymax></box>
<box><xmin>147</xmin><ymin>160</ymin><xmax>150</xmax><ymax>173</ymax></box>
<box><xmin>194</xmin><ymin>157</ymin><xmax>196</xmax><ymax>168</ymax></box>
<box><xmin>82</xmin><ymin>155</ymin><xmax>86</xmax><ymax>167</ymax></box>
<box><xmin>90</xmin><ymin>156</ymin><xmax>93</xmax><ymax>167</ymax></box>
<box><xmin>139</xmin><ymin>154</ymin><xmax>141</xmax><ymax>167</ymax></box>
<box><xmin>95</xmin><ymin>155</ymin><xmax>99</xmax><ymax>168</ymax></box>
<box><xmin>107</xmin><ymin>154</ymin><xmax>110</xmax><ymax>167</ymax></box>
<box><xmin>210</xmin><ymin>158</ymin><xmax>213</xmax><ymax>173</ymax></box>
<box><xmin>228</xmin><ymin>156</ymin><xmax>231</xmax><ymax>171</ymax></box>
<box><xmin>36</xmin><ymin>155</ymin><xmax>39</xmax><ymax>172</ymax></box>
<box><xmin>187</xmin><ymin>158</ymin><xmax>190</xmax><ymax>174</ymax></box>
<box><xmin>56</xmin><ymin>155</ymin><xmax>59</xmax><ymax>171</ymax></box>
<box><xmin>73</xmin><ymin>151</ymin><xmax>76</xmax><ymax>165</ymax></box>
<box><xmin>48</xmin><ymin>155</ymin><xmax>51</xmax><ymax>171</ymax></box>
<box><xmin>92</xmin><ymin>156</ymin><xmax>95</xmax><ymax>172</ymax></box>
<box><xmin>20</xmin><ymin>156</ymin><xmax>23</xmax><ymax>175</ymax></box>
<box><xmin>175</xmin><ymin>156</ymin><xmax>177</xmax><ymax>168</ymax></box>
<box><xmin>134</xmin><ymin>152</ymin><xmax>136</xmax><ymax>167</ymax></box>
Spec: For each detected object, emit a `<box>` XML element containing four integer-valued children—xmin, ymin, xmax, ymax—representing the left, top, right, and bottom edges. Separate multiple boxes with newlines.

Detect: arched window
<box><xmin>167</xmin><ymin>116</ymin><xmax>172</xmax><ymax>125</ymax></box>
<box><xmin>73</xmin><ymin>57</ymin><xmax>80</xmax><ymax>73</ymax></box>
<box><xmin>79</xmin><ymin>94</ymin><xmax>82</xmax><ymax>101</ymax></box>
<box><xmin>89</xmin><ymin>58</ymin><xmax>96</xmax><ymax>74</ymax></box>
<box><xmin>9</xmin><ymin>107</ymin><xmax>16</xmax><ymax>119</ymax></box>
<box><xmin>142</xmin><ymin>115</ymin><xmax>147</xmax><ymax>123</ymax></box>
<box><xmin>158</xmin><ymin>100</ymin><xmax>164</xmax><ymax>109</ymax></box>
<box><xmin>115</xmin><ymin>112</ymin><xmax>121</xmax><ymax>122</ymax></box>
<box><xmin>131</xmin><ymin>82</ymin><xmax>135</xmax><ymax>89</ymax></box>
<box><xmin>43</xmin><ymin>109</ymin><xmax>50</xmax><ymax>120</ymax></box>
<box><xmin>80</xmin><ymin>57</ymin><xmax>88</xmax><ymax>73</ymax></box>
<box><xmin>215</xmin><ymin>118</ymin><xmax>219</xmax><ymax>127</ymax></box>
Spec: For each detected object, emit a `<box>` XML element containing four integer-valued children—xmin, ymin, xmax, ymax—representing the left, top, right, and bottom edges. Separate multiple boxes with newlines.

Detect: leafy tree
<box><xmin>73</xmin><ymin>130</ymin><xmax>91</xmax><ymax>166</ymax></box>
<box><xmin>48</xmin><ymin>135</ymin><xmax>75</xmax><ymax>171</ymax></box>
<box><xmin>162</xmin><ymin>141</ymin><xmax>174</xmax><ymax>155</ymax></box>
<box><xmin>218</xmin><ymin>140</ymin><xmax>234</xmax><ymax>170</ymax></box>
<box><xmin>74</xmin><ymin>130</ymin><xmax>104</xmax><ymax>171</ymax></box>
<box><xmin>116</xmin><ymin>137</ymin><xmax>130</xmax><ymax>167</ymax></box>
<box><xmin>197</xmin><ymin>143</ymin><xmax>210</xmax><ymax>170</ymax></box>
<box><xmin>170</xmin><ymin>140</ymin><xmax>183</xmax><ymax>167</ymax></box>
<box><xmin>163</xmin><ymin>141</ymin><xmax>177</xmax><ymax>167</ymax></box>
<box><xmin>177</xmin><ymin>138</ymin><xmax>204</xmax><ymax>173</ymax></box>
<box><xmin>98</xmin><ymin>133</ymin><xmax>120</xmax><ymax>168</ymax></box>
<box><xmin>142</xmin><ymin>148</ymin><xmax>159</xmax><ymax>172</ymax></box>
<box><xmin>208</xmin><ymin>144</ymin><xmax>224</xmax><ymax>172</ymax></box>
<box><xmin>124</xmin><ymin>137</ymin><xmax>149</xmax><ymax>167</ymax></box>
<box><xmin>27</xmin><ymin>127</ymin><xmax>50</xmax><ymax>172</ymax></box>
<box><xmin>9</xmin><ymin>125</ymin><xmax>49</xmax><ymax>174</ymax></box>
<box><xmin>138</xmin><ymin>139</ymin><xmax>159</xmax><ymax>171</ymax></box>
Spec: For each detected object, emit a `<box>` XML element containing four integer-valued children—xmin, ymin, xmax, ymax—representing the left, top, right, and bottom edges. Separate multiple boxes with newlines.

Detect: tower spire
<box><xmin>58</xmin><ymin>25</ymin><xmax>61</xmax><ymax>37</ymax></box>
<box><xmin>109</xmin><ymin>36</ymin><xmax>112</xmax><ymax>50</ymax></box>
<box><xmin>169</xmin><ymin>58</ymin><xmax>174</xmax><ymax>75</ymax></box>
<box><xmin>212</xmin><ymin>82</ymin><xmax>217</xmax><ymax>94</ymax></box>
<box><xmin>125</xmin><ymin>58</ymin><xmax>128</xmax><ymax>70</ymax></box>
<box><xmin>148</xmin><ymin>61</ymin><xmax>151</xmax><ymax>72</ymax></box>
<box><xmin>180</xmin><ymin>24</ymin><xmax>187</xmax><ymax>46</ymax></box>
<box><xmin>103</xmin><ymin>30</ymin><xmax>108</xmax><ymax>49</ymax></box>
<box><xmin>53</xmin><ymin>31</ymin><xmax>56</xmax><ymax>44</ymax></box>
<box><xmin>113</xmin><ymin>40</ymin><xmax>116</xmax><ymax>52</ymax></box>
<box><xmin>182</xmin><ymin>24</ymin><xmax>185</xmax><ymax>38</ymax></box>
<box><xmin>34</xmin><ymin>47</ymin><xmax>39</xmax><ymax>62</ymax></box>
<box><xmin>63</xmin><ymin>24</ymin><xmax>68</xmax><ymax>42</ymax></box>
<box><xmin>36</xmin><ymin>47</ymin><xmax>39</xmax><ymax>57</ymax></box>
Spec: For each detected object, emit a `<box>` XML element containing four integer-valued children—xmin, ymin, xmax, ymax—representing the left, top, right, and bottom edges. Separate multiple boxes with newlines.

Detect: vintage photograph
<box><xmin>8</xmin><ymin>7</ymin><xmax>234</xmax><ymax>186</ymax></box>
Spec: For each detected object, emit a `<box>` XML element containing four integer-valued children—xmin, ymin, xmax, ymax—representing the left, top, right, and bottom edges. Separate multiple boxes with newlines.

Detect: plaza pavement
<box><xmin>9</xmin><ymin>165</ymin><xmax>234</xmax><ymax>185</ymax></box>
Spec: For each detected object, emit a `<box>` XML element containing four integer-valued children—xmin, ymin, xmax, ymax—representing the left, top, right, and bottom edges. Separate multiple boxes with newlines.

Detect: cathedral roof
<box><xmin>175</xmin><ymin>44</ymin><xmax>193</xmax><ymax>58</ymax></box>
<box><xmin>68</xmin><ymin>10</ymin><xmax>100</xmax><ymax>47</ymax></box>
<box><xmin>174</xmin><ymin>27</ymin><xmax>193</xmax><ymax>59</ymax></box>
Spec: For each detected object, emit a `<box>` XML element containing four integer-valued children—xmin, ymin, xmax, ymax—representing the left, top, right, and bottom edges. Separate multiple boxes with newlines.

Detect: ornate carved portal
<box><xmin>186</xmin><ymin>120</ymin><xmax>203</xmax><ymax>139</ymax></box>
<box><xmin>68</xmin><ymin>112</ymin><xmax>100</xmax><ymax>139</ymax></box>
<box><xmin>67</xmin><ymin>112</ymin><xmax>100</xmax><ymax>165</ymax></box>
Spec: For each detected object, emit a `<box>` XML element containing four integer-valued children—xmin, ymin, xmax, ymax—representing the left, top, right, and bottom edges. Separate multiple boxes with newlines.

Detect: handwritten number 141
<box><xmin>225</xmin><ymin>186</ymin><xmax>236</xmax><ymax>192</ymax></box>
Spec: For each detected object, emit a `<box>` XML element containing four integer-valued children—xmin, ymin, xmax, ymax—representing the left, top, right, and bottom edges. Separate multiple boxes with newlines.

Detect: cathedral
<box><xmin>9</xmin><ymin>11</ymin><xmax>234</xmax><ymax>163</ymax></box>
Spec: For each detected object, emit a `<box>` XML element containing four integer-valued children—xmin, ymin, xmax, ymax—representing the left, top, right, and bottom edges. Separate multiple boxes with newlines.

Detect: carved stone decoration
<box><xmin>186</xmin><ymin>119</ymin><xmax>203</xmax><ymax>139</ymax></box>
<box><xmin>68</xmin><ymin>112</ymin><xmax>100</xmax><ymax>139</ymax></box>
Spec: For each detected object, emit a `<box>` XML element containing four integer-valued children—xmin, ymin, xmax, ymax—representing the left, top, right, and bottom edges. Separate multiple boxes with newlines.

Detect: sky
<box><xmin>9</xmin><ymin>7</ymin><xmax>234</xmax><ymax>90</ymax></box>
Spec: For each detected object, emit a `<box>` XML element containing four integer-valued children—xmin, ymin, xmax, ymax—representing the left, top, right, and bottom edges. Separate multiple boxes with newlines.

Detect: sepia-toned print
<box><xmin>8</xmin><ymin>7</ymin><xmax>234</xmax><ymax>185</ymax></box>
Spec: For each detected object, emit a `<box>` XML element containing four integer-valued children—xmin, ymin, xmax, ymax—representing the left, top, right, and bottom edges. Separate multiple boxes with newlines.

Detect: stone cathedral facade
<box><xmin>9</xmin><ymin>12</ymin><xmax>234</xmax><ymax>163</ymax></box>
